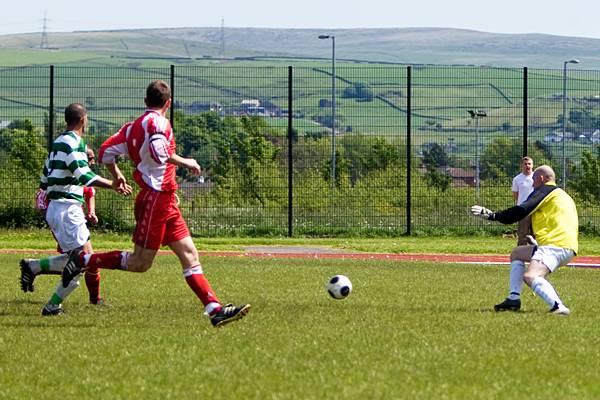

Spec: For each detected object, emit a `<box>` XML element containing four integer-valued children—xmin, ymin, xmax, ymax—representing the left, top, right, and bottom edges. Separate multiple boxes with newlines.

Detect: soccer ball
<box><xmin>327</xmin><ymin>275</ymin><xmax>352</xmax><ymax>299</ymax></box>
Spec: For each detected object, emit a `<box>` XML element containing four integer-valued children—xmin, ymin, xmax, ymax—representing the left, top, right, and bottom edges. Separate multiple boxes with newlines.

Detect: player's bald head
<box><xmin>533</xmin><ymin>165</ymin><xmax>556</xmax><ymax>184</ymax></box>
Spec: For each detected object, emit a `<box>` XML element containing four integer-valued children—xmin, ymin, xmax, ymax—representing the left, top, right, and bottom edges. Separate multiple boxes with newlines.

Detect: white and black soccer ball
<box><xmin>327</xmin><ymin>275</ymin><xmax>352</xmax><ymax>299</ymax></box>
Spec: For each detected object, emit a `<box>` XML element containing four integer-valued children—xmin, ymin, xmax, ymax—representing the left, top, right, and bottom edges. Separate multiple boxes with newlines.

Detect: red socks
<box><xmin>85</xmin><ymin>251</ymin><xmax>124</xmax><ymax>270</ymax></box>
<box><xmin>184</xmin><ymin>266</ymin><xmax>221</xmax><ymax>308</ymax></box>
<box><xmin>84</xmin><ymin>269</ymin><xmax>102</xmax><ymax>304</ymax></box>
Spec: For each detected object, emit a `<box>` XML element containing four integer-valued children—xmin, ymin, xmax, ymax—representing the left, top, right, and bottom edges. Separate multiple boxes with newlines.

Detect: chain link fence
<box><xmin>1</xmin><ymin>64</ymin><xmax>599</xmax><ymax>236</ymax></box>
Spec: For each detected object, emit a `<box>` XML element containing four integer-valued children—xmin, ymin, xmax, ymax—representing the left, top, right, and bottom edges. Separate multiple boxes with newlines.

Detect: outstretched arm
<box><xmin>90</xmin><ymin>174</ymin><xmax>132</xmax><ymax>196</ymax></box>
<box><xmin>470</xmin><ymin>185</ymin><xmax>558</xmax><ymax>225</ymax></box>
<box><xmin>470</xmin><ymin>203</ymin><xmax>528</xmax><ymax>225</ymax></box>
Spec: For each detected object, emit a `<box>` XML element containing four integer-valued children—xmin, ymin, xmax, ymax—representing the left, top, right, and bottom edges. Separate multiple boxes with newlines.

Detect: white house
<box><xmin>543</xmin><ymin>132</ymin><xmax>562</xmax><ymax>142</ymax></box>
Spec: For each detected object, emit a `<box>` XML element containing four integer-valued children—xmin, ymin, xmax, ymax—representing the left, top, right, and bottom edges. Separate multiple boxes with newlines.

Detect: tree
<box><xmin>9</xmin><ymin>129</ymin><xmax>47</xmax><ymax>176</ymax></box>
<box><xmin>8</xmin><ymin>119</ymin><xmax>34</xmax><ymax>133</ymax></box>
<box><xmin>342</xmin><ymin>83</ymin><xmax>374</xmax><ymax>102</ymax></box>
<box><xmin>480</xmin><ymin>138</ymin><xmax>520</xmax><ymax>180</ymax></box>
<box><xmin>480</xmin><ymin>137</ymin><xmax>549</xmax><ymax>180</ymax></box>
<box><xmin>340</xmin><ymin>135</ymin><xmax>400</xmax><ymax>184</ymax></box>
<box><xmin>572</xmin><ymin>145</ymin><xmax>600</xmax><ymax>202</ymax></box>
<box><xmin>320</xmin><ymin>147</ymin><xmax>351</xmax><ymax>187</ymax></box>
<box><xmin>568</xmin><ymin>108</ymin><xmax>596</xmax><ymax>129</ymax></box>
<box><xmin>174</xmin><ymin>112</ymin><xmax>279</xmax><ymax>205</ymax></box>
<box><xmin>424</xmin><ymin>166</ymin><xmax>452</xmax><ymax>192</ymax></box>
<box><xmin>422</xmin><ymin>143</ymin><xmax>450</xmax><ymax>168</ymax></box>
<box><xmin>534</xmin><ymin>140</ymin><xmax>553</xmax><ymax>161</ymax></box>
<box><xmin>318</xmin><ymin>99</ymin><xmax>332</xmax><ymax>108</ymax></box>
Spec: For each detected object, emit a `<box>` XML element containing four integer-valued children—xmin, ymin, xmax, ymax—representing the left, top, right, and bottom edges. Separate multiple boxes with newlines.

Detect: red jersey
<box><xmin>99</xmin><ymin>110</ymin><xmax>177</xmax><ymax>191</ymax></box>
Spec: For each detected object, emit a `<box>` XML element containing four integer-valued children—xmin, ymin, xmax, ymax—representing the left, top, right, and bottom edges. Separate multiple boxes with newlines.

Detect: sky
<box><xmin>2</xmin><ymin>0</ymin><xmax>600</xmax><ymax>39</ymax></box>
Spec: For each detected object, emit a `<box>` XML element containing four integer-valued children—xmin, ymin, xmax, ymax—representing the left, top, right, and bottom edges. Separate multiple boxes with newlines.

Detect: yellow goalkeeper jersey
<box><xmin>530</xmin><ymin>185</ymin><xmax>578</xmax><ymax>254</ymax></box>
<box><xmin>491</xmin><ymin>183</ymin><xmax>578</xmax><ymax>254</ymax></box>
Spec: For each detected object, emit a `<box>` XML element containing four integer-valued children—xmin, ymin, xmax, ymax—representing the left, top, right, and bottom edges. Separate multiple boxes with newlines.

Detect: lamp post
<box><xmin>562</xmin><ymin>58</ymin><xmax>580</xmax><ymax>188</ymax></box>
<box><xmin>468</xmin><ymin>109</ymin><xmax>487</xmax><ymax>196</ymax></box>
<box><xmin>318</xmin><ymin>34</ymin><xmax>336</xmax><ymax>187</ymax></box>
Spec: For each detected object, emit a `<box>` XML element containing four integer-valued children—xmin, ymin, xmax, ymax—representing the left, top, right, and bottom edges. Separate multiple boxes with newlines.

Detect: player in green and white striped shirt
<box><xmin>20</xmin><ymin>103</ymin><xmax>132</xmax><ymax>316</ymax></box>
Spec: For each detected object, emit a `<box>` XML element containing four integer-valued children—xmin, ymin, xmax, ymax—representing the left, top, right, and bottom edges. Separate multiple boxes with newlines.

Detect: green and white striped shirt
<box><xmin>39</xmin><ymin>131</ymin><xmax>98</xmax><ymax>204</ymax></box>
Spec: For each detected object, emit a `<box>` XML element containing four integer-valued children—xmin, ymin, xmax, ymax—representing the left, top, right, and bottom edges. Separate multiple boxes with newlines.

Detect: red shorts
<box><xmin>133</xmin><ymin>188</ymin><xmax>190</xmax><ymax>250</ymax></box>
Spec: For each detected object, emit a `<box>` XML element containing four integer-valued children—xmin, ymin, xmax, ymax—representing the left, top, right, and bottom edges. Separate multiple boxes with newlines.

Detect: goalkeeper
<box><xmin>470</xmin><ymin>165</ymin><xmax>578</xmax><ymax>315</ymax></box>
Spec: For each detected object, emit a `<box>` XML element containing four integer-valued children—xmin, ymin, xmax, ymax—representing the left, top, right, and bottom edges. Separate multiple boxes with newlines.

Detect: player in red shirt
<box><xmin>62</xmin><ymin>80</ymin><xmax>250</xmax><ymax>327</ymax></box>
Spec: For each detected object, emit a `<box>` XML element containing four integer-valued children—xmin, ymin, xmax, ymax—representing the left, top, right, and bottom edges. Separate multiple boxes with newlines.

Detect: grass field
<box><xmin>4</xmin><ymin>228</ymin><xmax>600</xmax><ymax>255</ymax></box>
<box><xmin>2</xmin><ymin>230</ymin><xmax>600</xmax><ymax>399</ymax></box>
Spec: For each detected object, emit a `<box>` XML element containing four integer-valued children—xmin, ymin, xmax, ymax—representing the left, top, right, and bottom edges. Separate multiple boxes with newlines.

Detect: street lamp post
<box><xmin>562</xmin><ymin>58</ymin><xmax>580</xmax><ymax>188</ymax></box>
<box><xmin>468</xmin><ymin>109</ymin><xmax>487</xmax><ymax>196</ymax></box>
<box><xmin>318</xmin><ymin>34</ymin><xmax>336</xmax><ymax>187</ymax></box>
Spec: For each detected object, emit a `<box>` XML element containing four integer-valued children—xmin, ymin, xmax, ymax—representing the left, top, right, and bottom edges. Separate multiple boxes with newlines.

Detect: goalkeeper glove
<box><xmin>525</xmin><ymin>235</ymin><xmax>538</xmax><ymax>246</ymax></box>
<box><xmin>470</xmin><ymin>205</ymin><xmax>494</xmax><ymax>219</ymax></box>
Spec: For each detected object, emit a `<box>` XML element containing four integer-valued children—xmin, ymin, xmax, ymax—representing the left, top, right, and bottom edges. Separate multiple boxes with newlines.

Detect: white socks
<box><xmin>29</xmin><ymin>254</ymin><xmax>69</xmax><ymax>274</ymax></box>
<box><xmin>49</xmin><ymin>273</ymin><xmax>81</xmax><ymax>304</ymax></box>
<box><xmin>531</xmin><ymin>277</ymin><xmax>563</xmax><ymax>309</ymax></box>
<box><xmin>508</xmin><ymin>260</ymin><xmax>525</xmax><ymax>300</ymax></box>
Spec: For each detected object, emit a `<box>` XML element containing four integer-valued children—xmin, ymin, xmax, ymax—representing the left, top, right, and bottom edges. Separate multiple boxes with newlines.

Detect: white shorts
<box><xmin>46</xmin><ymin>201</ymin><xmax>90</xmax><ymax>252</ymax></box>
<box><xmin>531</xmin><ymin>245</ymin><xmax>575</xmax><ymax>272</ymax></box>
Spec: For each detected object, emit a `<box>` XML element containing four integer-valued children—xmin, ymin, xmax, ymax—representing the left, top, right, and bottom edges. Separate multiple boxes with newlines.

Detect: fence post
<box><xmin>523</xmin><ymin>66</ymin><xmax>528</xmax><ymax>157</ymax></box>
<box><xmin>47</xmin><ymin>65</ymin><xmax>54</xmax><ymax>152</ymax></box>
<box><xmin>287</xmin><ymin>66</ymin><xmax>294</xmax><ymax>237</ymax></box>
<box><xmin>406</xmin><ymin>65</ymin><xmax>412</xmax><ymax>235</ymax></box>
<box><xmin>170</xmin><ymin>64</ymin><xmax>175</xmax><ymax>129</ymax></box>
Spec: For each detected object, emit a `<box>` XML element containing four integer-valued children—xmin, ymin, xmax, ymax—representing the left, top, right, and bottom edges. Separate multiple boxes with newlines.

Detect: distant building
<box><xmin>544</xmin><ymin>131</ymin><xmax>567</xmax><ymax>143</ymax></box>
<box><xmin>240</xmin><ymin>99</ymin><xmax>269</xmax><ymax>116</ymax></box>
<box><xmin>241</xmin><ymin>99</ymin><xmax>260</xmax><ymax>108</ymax></box>
<box><xmin>544</xmin><ymin>132</ymin><xmax>562</xmax><ymax>142</ymax></box>
<box><xmin>184</xmin><ymin>101</ymin><xmax>222</xmax><ymax>114</ymax></box>
<box><xmin>444</xmin><ymin>167</ymin><xmax>475</xmax><ymax>187</ymax></box>
<box><xmin>418</xmin><ymin>166</ymin><xmax>475</xmax><ymax>187</ymax></box>
<box><xmin>579</xmin><ymin>129</ymin><xmax>600</xmax><ymax>144</ymax></box>
<box><xmin>246</xmin><ymin>106</ymin><xmax>268</xmax><ymax>116</ymax></box>
<box><xmin>544</xmin><ymin>129</ymin><xmax>599</xmax><ymax>143</ymax></box>
<box><xmin>582</xmin><ymin>95</ymin><xmax>600</xmax><ymax>104</ymax></box>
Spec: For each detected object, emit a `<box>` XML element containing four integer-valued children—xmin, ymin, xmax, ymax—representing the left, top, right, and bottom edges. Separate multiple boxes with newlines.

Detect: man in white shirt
<box><xmin>512</xmin><ymin>156</ymin><xmax>534</xmax><ymax>245</ymax></box>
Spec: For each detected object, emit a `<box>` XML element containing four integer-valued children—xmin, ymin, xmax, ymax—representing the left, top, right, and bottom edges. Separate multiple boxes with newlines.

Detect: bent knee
<box><xmin>127</xmin><ymin>259</ymin><xmax>153</xmax><ymax>272</ymax></box>
<box><xmin>523</xmin><ymin>271</ymin><xmax>540</xmax><ymax>285</ymax></box>
<box><xmin>510</xmin><ymin>246</ymin><xmax>533</xmax><ymax>262</ymax></box>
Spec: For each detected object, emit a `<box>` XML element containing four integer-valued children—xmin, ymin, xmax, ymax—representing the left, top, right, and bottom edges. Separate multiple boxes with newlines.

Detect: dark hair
<box><xmin>64</xmin><ymin>103</ymin><xmax>87</xmax><ymax>125</ymax></box>
<box><xmin>145</xmin><ymin>80</ymin><xmax>171</xmax><ymax>108</ymax></box>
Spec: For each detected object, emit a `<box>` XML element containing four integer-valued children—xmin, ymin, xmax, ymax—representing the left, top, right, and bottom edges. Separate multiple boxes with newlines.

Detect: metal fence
<box><xmin>1</xmin><ymin>64</ymin><xmax>599</xmax><ymax>236</ymax></box>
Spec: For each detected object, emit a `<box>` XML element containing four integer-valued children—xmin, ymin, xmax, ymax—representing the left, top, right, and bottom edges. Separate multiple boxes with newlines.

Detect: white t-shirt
<box><xmin>512</xmin><ymin>172</ymin><xmax>534</xmax><ymax>205</ymax></box>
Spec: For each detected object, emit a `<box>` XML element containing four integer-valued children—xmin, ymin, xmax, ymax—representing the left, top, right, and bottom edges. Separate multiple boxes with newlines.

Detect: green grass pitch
<box><xmin>1</xmin><ymin>253</ymin><xmax>600</xmax><ymax>399</ymax></box>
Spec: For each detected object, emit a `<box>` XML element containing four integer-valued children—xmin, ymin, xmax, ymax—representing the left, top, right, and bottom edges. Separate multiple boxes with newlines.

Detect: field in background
<box><xmin>2</xmin><ymin>251</ymin><xmax>600</xmax><ymax>399</ymax></box>
<box><xmin>1</xmin><ymin>54</ymin><xmax>597</xmax><ymax>165</ymax></box>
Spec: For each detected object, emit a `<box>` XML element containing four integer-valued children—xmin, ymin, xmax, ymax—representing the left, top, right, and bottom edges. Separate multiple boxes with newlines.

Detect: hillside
<box><xmin>1</xmin><ymin>27</ymin><xmax>600</xmax><ymax>67</ymax></box>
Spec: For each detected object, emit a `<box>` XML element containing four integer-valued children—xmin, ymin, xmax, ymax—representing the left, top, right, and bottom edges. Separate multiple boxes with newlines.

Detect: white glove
<box><xmin>525</xmin><ymin>235</ymin><xmax>538</xmax><ymax>246</ymax></box>
<box><xmin>470</xmin><ymin>205</ymin><xmax>494</xmax><ymax>219</ymax></box>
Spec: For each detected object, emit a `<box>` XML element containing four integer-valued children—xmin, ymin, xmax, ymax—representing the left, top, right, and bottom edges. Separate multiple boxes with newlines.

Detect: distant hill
<box><xmin>1</xmin><ymin>27</ymin><xmax>600</xmax><ymax>67</ymax></box>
